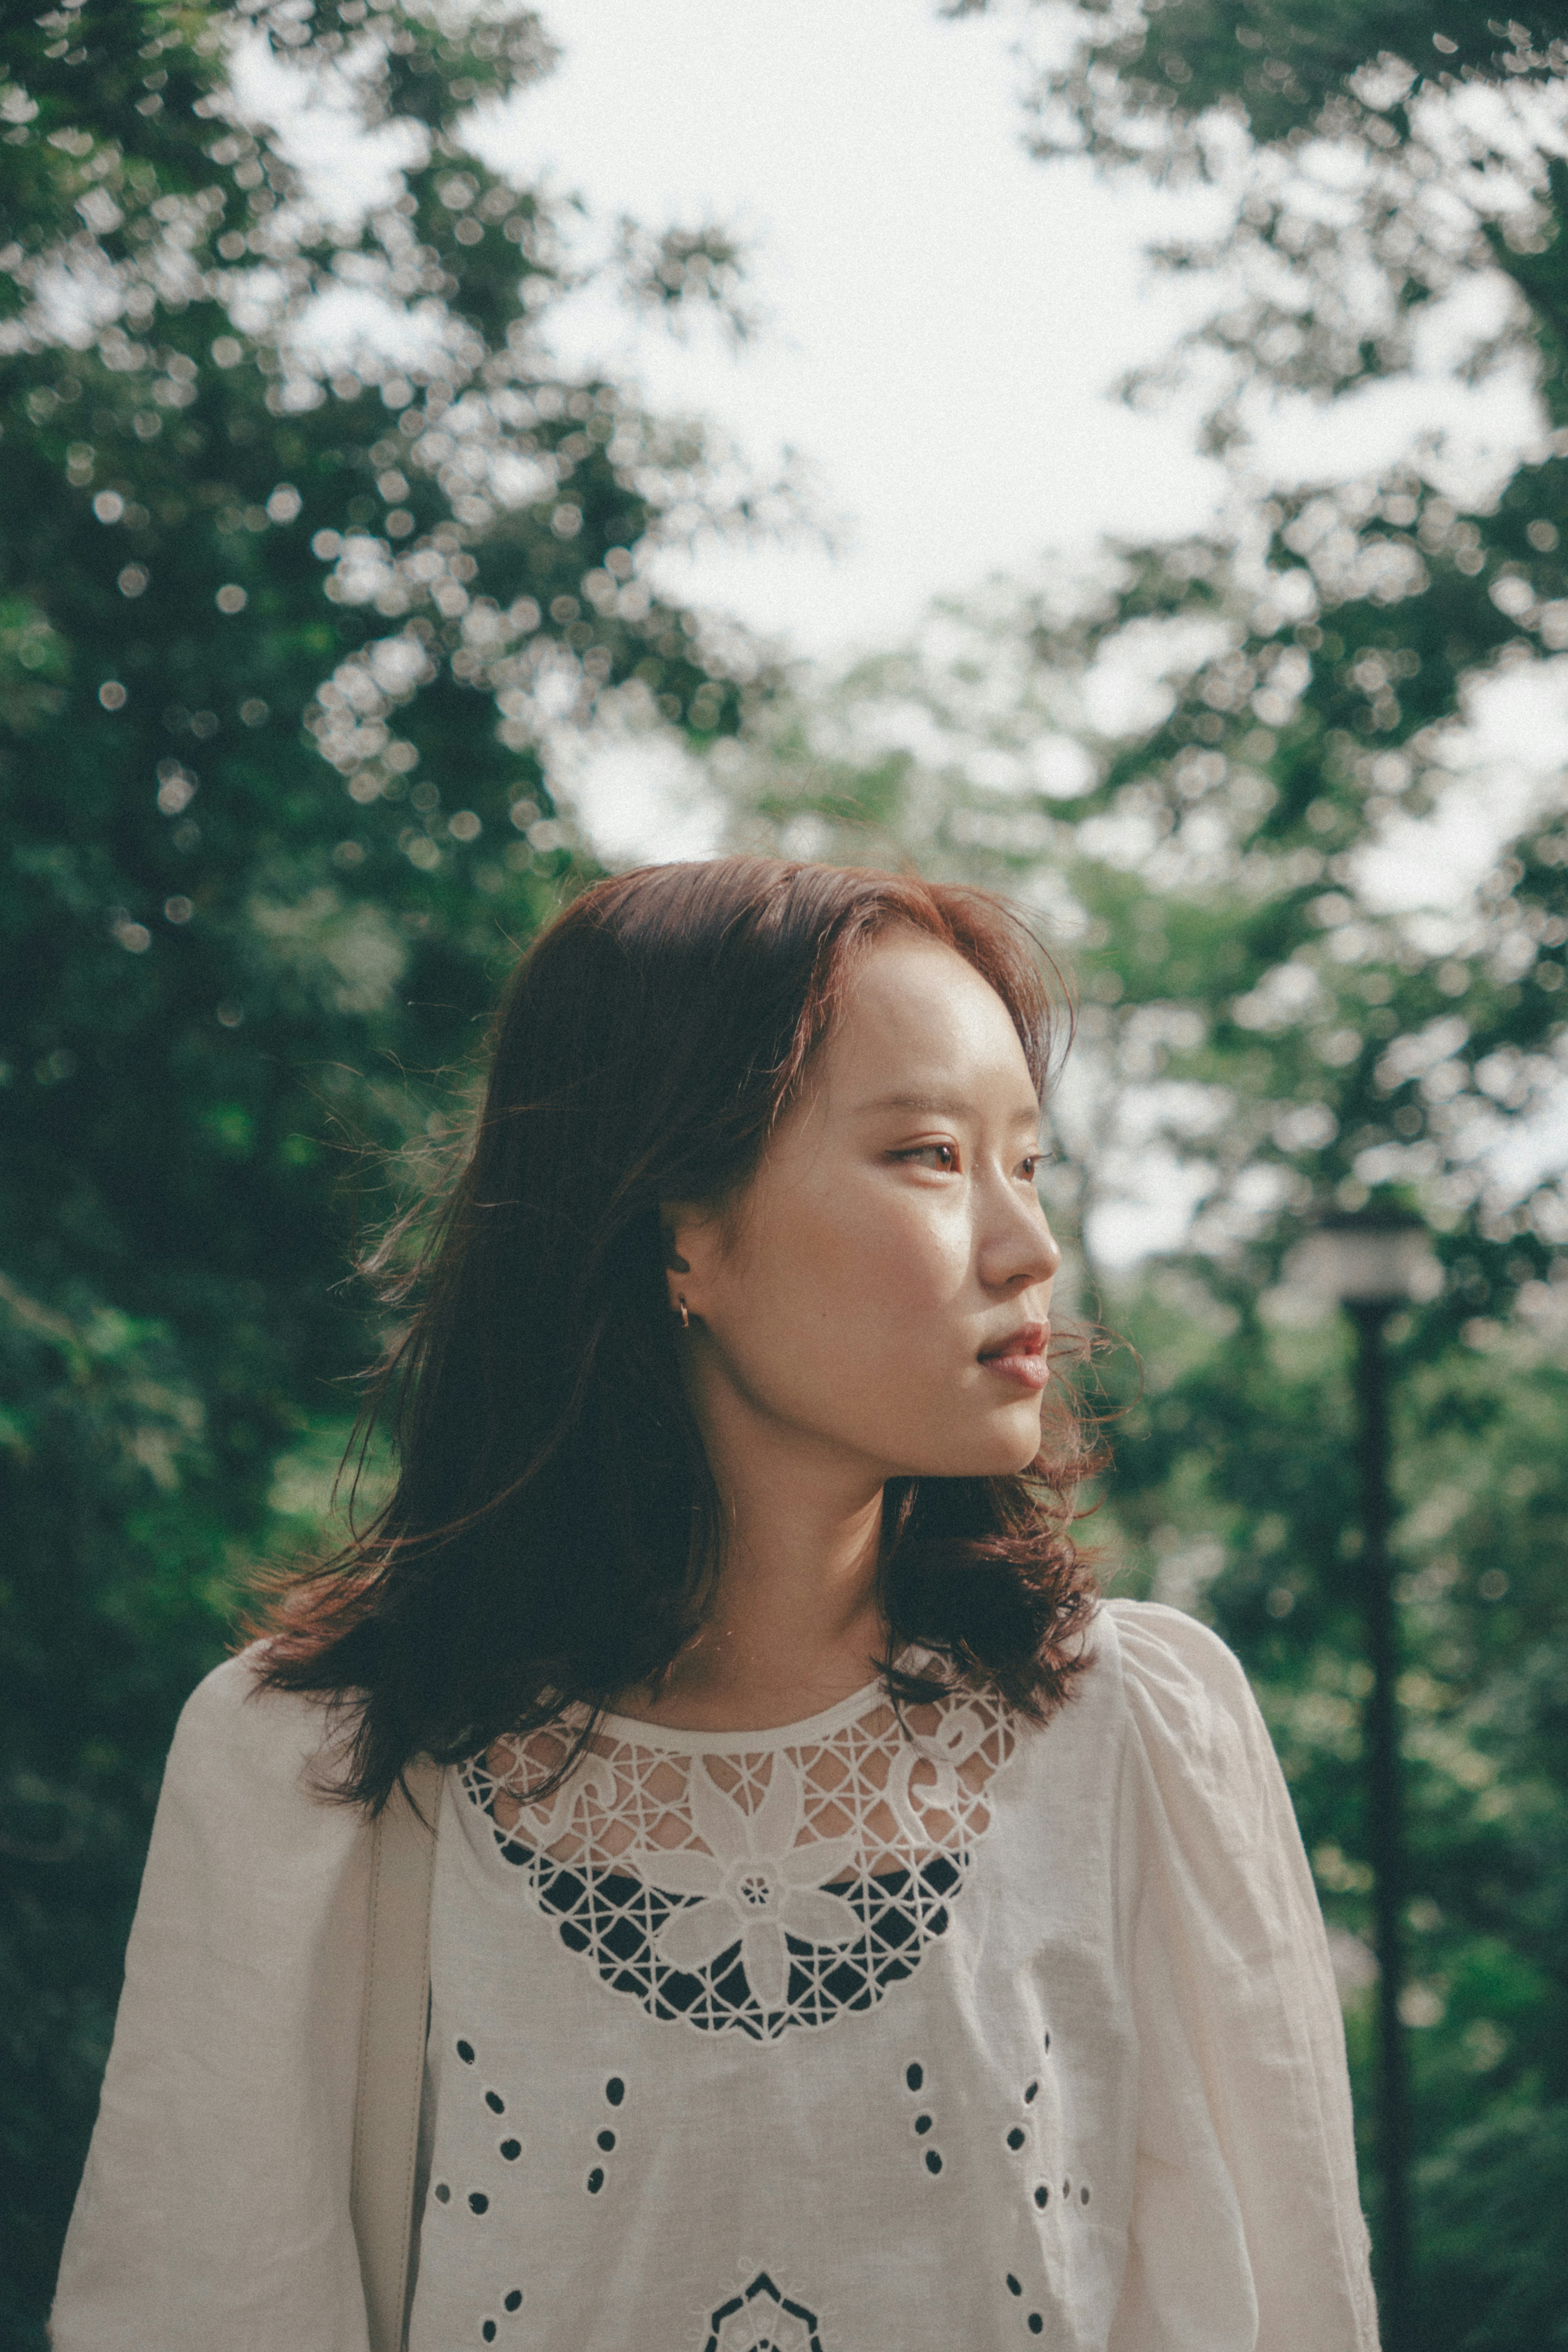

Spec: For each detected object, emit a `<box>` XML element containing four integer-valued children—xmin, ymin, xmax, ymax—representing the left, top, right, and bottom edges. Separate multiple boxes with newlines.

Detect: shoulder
<box><xmin>1096</xmin><ymin>1596</ymin><xmax>1255</xmax><ymax>1713</ymax></box>
<box><xmin>162</xmin><ymin>1640</ymin><xmax>362</xmax><ymax>1824</ymax></box>
<box><xmin>122</xmin><ymin>1643</ymin><xmax>372</xmax><ymax>1983</ymax></box>
<box><xmin>1094</xmin><ymin>1597</ymin><xmax>1277</xmax><ymax>1814</ymax></box>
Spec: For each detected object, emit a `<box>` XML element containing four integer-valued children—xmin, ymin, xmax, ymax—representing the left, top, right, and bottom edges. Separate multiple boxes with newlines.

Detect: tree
<box><xmin>0</xmin><ymin>1</ymin><xmax>771</xmax><ymax>2329</ymax></box>
<box><xmin>995</xmin><ymin>0</ymin><xmax>1567</xmax><ymax>167</ymax></box>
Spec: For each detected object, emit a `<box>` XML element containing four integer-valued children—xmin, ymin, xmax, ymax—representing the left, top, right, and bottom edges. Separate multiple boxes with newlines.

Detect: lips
<box><xmin>978</xmin><ymin>1322</ymin><xmax>1050</xmax><ymax>1390</ymax></box>
<box><xmin>979</xmin><ymin>1321</ymin><xmax>1047</xmax><ymax>1362</ymax></box>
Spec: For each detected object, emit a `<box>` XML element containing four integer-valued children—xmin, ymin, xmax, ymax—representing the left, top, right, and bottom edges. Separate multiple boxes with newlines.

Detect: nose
<box><xmin>979</xmin><ymin>1175</ymin><xmax>1061</xmax><ymax>1295</ymax></box>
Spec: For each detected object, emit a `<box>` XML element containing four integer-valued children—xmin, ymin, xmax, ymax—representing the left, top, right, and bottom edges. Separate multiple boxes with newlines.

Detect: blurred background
<box><xmin>3</xmin><ymin>0</ymin><xmax>1567</xmax><ymax>2342</ymax></box>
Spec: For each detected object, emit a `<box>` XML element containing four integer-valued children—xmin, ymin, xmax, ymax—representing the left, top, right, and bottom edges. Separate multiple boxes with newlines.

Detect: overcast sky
<box><xmin>470</xmin><ymin>0</ymin><xmax>1231</xmax><ymax>658</ymax></box>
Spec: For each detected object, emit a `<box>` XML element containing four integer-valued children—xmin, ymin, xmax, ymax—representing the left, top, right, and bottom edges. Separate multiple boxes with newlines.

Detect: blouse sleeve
<box><xmin>49</xmin><ymin>1648</ymin><xmax>373</xmax><ymax>2352</ymax></box>
<box><xmin>1106</xmin><ymin>1600</ymin><xmax>1379</xmax><ymax>2352</ymax></box>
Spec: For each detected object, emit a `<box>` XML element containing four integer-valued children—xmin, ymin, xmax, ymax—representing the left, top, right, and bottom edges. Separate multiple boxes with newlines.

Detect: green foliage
<box><xmin>0</xmin><ymin>1272</ymin><xmax>225</xmax><ymax>2322</ymax></box>
<box><xmin>0</xmin><ymin>0</ymin><xmax>773</xmax><ymax>2332</ymax></box>
<box><xmin>1105</xmin><ymin>1269</ymin><xmax>1568</xmax><ymax>2343</ymax></box>
<box><xmin>997</xmin><ymin>0</ymin><xmax>1567</xmax><ymax>169</ymax></box>
<box><xmin>1414</xmin><ymin>2100</ymin><xmax>1568</xmax><ymax>2348</ymax></box>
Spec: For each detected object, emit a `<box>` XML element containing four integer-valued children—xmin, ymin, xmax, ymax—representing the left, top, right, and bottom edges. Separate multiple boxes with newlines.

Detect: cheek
<box><xmin>745</xmin><ymin>1182</ymin><xmax>969</xmax><ymax>1336</ymax></box>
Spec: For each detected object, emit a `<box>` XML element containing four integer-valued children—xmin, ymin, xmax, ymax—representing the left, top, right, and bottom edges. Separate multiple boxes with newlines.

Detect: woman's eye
<box><xmin>897</xmin><ymin>1143</ymin><xmax>958</xmax><ymax>1171</ymax></box>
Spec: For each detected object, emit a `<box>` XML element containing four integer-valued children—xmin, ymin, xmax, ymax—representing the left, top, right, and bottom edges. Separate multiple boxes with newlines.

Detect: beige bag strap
<box><xmin>352</xmin><ymin>1755</ymin><xmax>443</xmax><ymax>2352</ymax></box>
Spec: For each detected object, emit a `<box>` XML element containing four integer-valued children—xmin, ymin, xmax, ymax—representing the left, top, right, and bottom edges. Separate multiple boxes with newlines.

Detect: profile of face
<box><xmin>665</xmin><ymin>929</ymin><xmax>1062</xmax><ymax>1490</ymax></box>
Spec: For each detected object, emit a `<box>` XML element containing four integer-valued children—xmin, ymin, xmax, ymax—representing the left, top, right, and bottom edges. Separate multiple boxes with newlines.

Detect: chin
<box><xmin>913</xmin><ymin>1419</ymin><xmax>1043</xmax><ymax>1481</ymax></box>
<box><xmin>993</xmin><ymin>1408</ymin><xmax>1047</xmax><ymax>1476</ymax></box>
<box><xmin>972</xmin><ymin>1398</ymin><xmax>1042</xmax><ymax>1462</ymax></box>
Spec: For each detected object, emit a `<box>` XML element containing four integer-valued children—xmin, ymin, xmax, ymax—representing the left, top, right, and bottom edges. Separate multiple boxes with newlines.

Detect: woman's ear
<box><xmin>659</xmin><ymin>1208</ymin><xmax>692</xmax><ymax>1273</ymax></box>
<box><xmin>659</xmin><ymin>1203</ymin><xmax>702</xmax><ymax>1316</ymax></box>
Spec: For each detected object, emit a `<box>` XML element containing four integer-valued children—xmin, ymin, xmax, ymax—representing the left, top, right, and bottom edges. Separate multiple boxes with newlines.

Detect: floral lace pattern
<box><xmin>461</xmin><ymin>1671</ymin><xmax>1016</xmax><ymax>2042</ymax></box>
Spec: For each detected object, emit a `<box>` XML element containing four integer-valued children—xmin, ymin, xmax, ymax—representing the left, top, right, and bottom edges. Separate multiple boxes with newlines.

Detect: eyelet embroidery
<box><xmin>902</xmin><ymin>2055</ymin><xmax>946</xmax><ymax>2176</ymax></box>
<box><xmin>463</xmin><ymin>1679</ymin><xmax>1016</xmax><ymax>2042</ymax></box>
<box><xmin>703</xmin><ymin>2270</ymin><xmax>824</xmax><ymax>2352</ymax></box>
<box><xmin>478</xmin><ymin>2285</ymin><xmax>523</xmax><ymax>2342</ymax></box>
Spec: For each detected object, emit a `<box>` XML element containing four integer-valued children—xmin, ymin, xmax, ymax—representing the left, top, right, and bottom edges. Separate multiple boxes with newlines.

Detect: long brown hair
<box><xmin>253</xmin><ymin>858</ymin><xmax>1102</xmax><ymax>1806</ymax></box>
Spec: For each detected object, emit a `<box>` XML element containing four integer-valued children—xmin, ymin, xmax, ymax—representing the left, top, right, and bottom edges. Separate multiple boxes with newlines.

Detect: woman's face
<box><xmin>667</xmin><ymin>929</ymin><xmax>1062</xmax><ymax>1487</ymax></box>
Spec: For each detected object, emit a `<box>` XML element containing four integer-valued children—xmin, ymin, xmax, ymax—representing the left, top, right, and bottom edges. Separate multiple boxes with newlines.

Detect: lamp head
<box><xmin>1289</xmin><ymin>1207</ymin><xmax>1440</xmax><ymax>1307</ymax></box>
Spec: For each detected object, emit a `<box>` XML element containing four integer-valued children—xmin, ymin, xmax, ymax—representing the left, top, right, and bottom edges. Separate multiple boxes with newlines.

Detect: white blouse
<box><xmin>51</xmin><ymin>1601</ymin><xmax>1379</xmax><ymax>2352</ymax></box>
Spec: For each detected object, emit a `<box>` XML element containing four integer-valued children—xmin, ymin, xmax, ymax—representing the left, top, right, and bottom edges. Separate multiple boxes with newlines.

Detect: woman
<box><xmin>52</xmin><ymin>858</ymin><xmax>1378</xmax><ymax>2351</ymax></box>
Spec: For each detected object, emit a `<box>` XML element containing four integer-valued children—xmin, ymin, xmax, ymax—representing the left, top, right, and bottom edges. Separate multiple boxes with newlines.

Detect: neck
<box><xmin>616</xmin><ymin>1391</ymin><xmax>892</xmax><ymax>1734</ymax></box>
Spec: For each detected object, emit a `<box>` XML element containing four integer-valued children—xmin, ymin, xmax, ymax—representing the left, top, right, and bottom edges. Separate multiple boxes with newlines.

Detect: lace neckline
<box><xmin>587</xmin><ymin>1650</ymin><xmax>929</xmax><ymax>1756</ymax></box>
<box><xmin>461</xmin><ymin>1643</ymin><xmax>1014</xmax><ymax>2040</ymax></box>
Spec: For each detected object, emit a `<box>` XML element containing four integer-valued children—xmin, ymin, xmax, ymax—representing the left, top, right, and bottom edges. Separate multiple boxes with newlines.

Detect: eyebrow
<box><xmin>857</xmin><ymin>1091</ymin><xmax>1041</xmax><ymax>1124</ymax></box>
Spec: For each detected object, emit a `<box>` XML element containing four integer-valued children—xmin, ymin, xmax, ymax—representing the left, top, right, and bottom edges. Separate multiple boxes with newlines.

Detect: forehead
<box><xmin>819</xmin><ymin>930</ymin><xmax>1036</xmax><ymax>1104</ymax></box>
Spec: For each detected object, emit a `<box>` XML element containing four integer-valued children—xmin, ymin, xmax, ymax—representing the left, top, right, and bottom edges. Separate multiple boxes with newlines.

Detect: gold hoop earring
<box><xmin>677</xmin><ymin>1296</ymin><xmax>690</xmax><ymax>1330</ymax></box>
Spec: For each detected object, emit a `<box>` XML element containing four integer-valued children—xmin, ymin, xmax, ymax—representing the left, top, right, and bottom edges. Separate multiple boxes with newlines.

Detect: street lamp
<box><xmin>1290</xmin><ymin>1207</ymin><xmax>1438</xmax><ymax>2352</ymax></box>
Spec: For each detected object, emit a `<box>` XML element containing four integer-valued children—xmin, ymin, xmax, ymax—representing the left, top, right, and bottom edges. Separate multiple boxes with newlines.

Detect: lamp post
<box><xmin>1290</xmin><ymin>1208</ymin><xmax>1437</xmax><ymax>2352</ymax></box>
